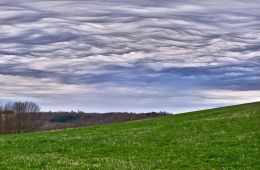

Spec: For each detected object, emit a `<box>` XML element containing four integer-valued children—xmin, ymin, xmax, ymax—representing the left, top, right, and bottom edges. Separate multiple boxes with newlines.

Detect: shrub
<box><xmin>50</xmin><ymin>114</ymin><xmax>79</xmax><ymax>123</ymax></box>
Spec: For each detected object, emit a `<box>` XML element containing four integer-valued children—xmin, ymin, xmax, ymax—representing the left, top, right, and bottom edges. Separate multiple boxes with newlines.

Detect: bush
<box><xmin>50</xmin><ymin>114</ymin><xmax>79</xmax><ymax>123</ymax></box>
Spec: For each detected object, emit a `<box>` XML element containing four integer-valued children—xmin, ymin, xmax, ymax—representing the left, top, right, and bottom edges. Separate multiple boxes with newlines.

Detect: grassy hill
<box><xmin>0</xmin><ymin>102</ymin><xmax>259</xmax><ymax>169</ymax></box>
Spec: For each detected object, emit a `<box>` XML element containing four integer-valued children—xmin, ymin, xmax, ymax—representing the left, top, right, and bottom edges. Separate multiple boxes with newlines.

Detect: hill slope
<box><xmin>0</xmin><ymin>102</ymin><xmax>259</xmax><ymax>169</ymax></box>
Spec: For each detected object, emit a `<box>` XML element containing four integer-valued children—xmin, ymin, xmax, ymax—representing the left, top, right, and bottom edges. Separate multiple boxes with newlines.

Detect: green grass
<box><xmin>0</xmin><ymin>102</ymin><xmax>259</xmax><ymax>169</ymax></box>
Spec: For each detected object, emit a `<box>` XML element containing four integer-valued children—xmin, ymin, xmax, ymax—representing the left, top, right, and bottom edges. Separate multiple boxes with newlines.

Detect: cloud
<box><xmin>0</xmin><ymin>0</ymin><xmax>259</xmax><ymax>111</ymax></box>
<box><xmin>201</xmin><ymin>90</ymin><xmax>260</xmax><ymax>104</ymax></box>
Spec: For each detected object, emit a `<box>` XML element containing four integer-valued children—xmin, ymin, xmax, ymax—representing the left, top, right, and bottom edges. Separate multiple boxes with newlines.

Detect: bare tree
<box><xmin>26</xmin><ymin>102</ymin><xmax>41</xmax><ymax>113</ymax></box>
<box><xmin>4</xmin><ymin>102</ymin><xmax>13</xmax><ymax>112</ymax></box>
<box><xmin>0</xmin><ymin>101</ymin><xmax>41</xmax><ymax>134</ymax></box>
<box><xmin>11</xmin><ymin>101</ymin><xmax>40</xmax><ymax>133</ymax></box>
<box><xmin>11</xmin><ymin>101</ymin><xmax>40</xmax><ymax>114</ymax></box>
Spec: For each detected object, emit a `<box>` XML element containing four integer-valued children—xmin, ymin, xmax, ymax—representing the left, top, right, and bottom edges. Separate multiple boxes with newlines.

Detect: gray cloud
<box><xmin>0</xmin><ymin>0</ymin><xmax>259</xmax><ymax>112</ymax></box>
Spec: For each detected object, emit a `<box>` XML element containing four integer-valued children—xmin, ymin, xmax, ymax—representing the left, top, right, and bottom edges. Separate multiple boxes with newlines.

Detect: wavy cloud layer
<box><xmin>0</xmin><ymin>0</ymin><xmax>259</xmax><ymax>112</ymax></box>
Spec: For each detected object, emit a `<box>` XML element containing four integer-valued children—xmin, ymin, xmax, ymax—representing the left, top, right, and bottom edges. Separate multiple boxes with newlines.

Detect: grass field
<box><xmin>0</xmin><ymin>102</ymin><xmax>259</xmax><ymax>169</ymax></box>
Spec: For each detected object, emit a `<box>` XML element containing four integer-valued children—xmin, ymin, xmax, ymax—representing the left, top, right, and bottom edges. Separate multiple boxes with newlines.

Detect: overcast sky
<box><xmin>0</xmin><ymin>0</ymin><xmax>259</xmax><ymax>112</ymax></box>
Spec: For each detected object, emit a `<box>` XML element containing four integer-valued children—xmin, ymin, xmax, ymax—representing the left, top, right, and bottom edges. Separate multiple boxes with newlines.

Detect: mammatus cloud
<box><xmin>0</xmin><ymin>0</ymin><xmax>259</xmax><ymax>112</ymax></box>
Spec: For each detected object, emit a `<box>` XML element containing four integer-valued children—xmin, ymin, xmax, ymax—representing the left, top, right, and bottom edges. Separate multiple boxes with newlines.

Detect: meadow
<box><xmin>0</xmin><ymin>102</ymin><xmax>259</xmax><ymax>169</ymax></box>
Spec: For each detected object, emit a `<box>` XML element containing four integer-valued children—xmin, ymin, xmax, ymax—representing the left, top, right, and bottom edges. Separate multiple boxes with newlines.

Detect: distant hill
<box><xmin>0</xmin><ymin>102</ymin><xmax>259</xmax><ymax>169</ymax></box>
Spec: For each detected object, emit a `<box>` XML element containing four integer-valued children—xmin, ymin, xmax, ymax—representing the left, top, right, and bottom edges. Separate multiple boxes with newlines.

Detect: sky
<box><xmin>0</xmin><ymin>0</ymin><xmax>259</xmax><ymax>113</ymax></box>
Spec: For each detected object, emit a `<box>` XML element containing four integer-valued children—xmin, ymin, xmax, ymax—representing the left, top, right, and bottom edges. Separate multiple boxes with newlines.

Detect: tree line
<box><xmin>0</xmin><ymin>101</ymin><xmax>40</xmax><ymax>134</ymax></box>
<box><xmin>1</xmin><ymin>101</ymin><xmax>169</xmax><ymax>134</ymax></box>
